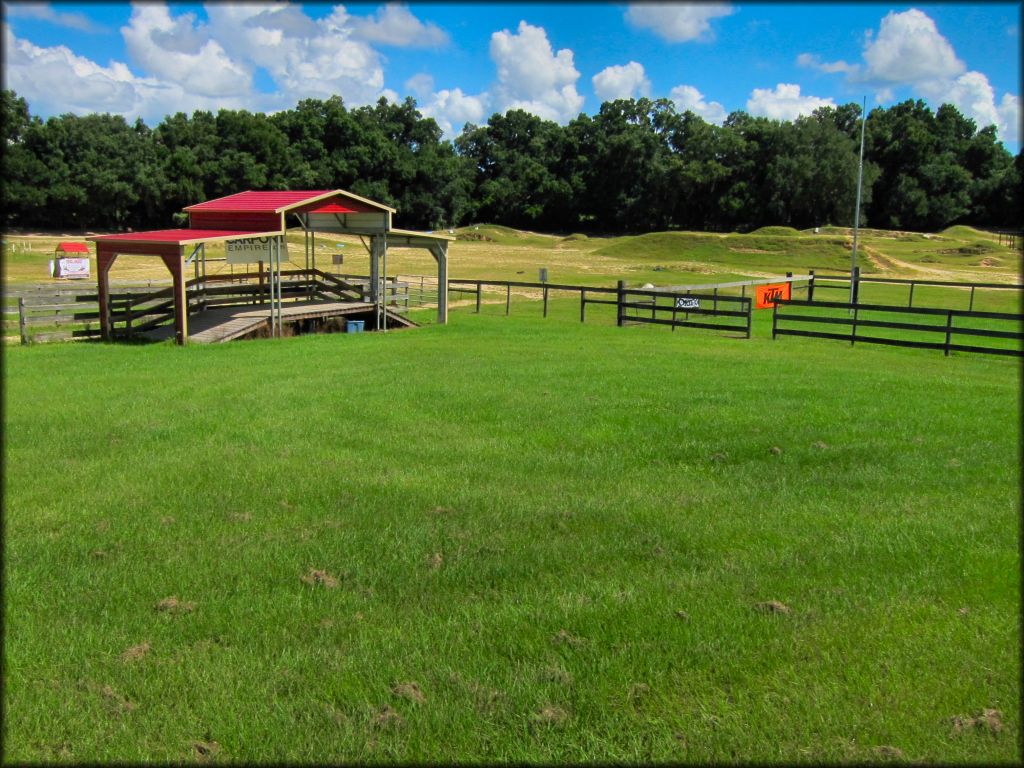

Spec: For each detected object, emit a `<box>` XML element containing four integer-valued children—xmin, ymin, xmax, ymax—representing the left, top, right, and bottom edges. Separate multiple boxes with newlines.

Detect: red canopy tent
<box><xmin>55</xmin><ymin>242</ymin><xmax>90</xmax><ymax>254</ymax></box>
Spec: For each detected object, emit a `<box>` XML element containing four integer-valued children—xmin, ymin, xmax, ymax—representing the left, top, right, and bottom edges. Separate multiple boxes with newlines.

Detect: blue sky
<box><xmin>3</xmin><ymin>2</ymin><xmax>1020</xmax><ymax>151</ymax></box>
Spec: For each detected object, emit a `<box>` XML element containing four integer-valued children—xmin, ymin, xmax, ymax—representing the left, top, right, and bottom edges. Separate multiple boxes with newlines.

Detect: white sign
<box><xmin>675</xmin><ymin>297</ymin><xmax>700</xmax><ymax>309</ymax></box>
<box><xmin>226</xmin><ymin>237</ymin><xmax>274</xmax><ymax>264</ymax></box>
<box><xmin>54</xmin><ymin>257</ymin><xmax>90</xmax><ymax>279</ymax></box>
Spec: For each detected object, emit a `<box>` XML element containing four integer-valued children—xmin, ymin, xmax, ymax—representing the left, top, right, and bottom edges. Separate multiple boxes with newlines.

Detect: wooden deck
<box><xmin>141</xmin><ymin>300</ymin><xmax>397</xmax><ymax>343</ymax></box>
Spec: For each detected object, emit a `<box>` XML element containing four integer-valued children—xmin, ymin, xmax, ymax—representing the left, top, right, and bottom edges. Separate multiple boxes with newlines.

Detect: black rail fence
<box><xmin>772</xmin><ymin>298</ymin><xmax>1023</xmax><ymax>357</ymax></box>
<box><xmin>447</xmin><ymin>278</ymin><xmax>754</xmax><ymax>336</ymax></box>
<box><xmin>810</xmin><ymin>267</ymin><xmax>1023</xmax><ymax>311</ymax></box>
<box><xmin>10</xmin><ymin>268</ymin><xmax>1020</xmax><ymax>359</ymax></box>
<box><xmin>616</xmin><ymin>281</ymin><xmax>752</xmax><ymax>337</ymax></box>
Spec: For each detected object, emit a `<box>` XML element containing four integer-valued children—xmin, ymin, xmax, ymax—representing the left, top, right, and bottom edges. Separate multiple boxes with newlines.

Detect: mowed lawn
<box><xmin>3</xmin><ymin>311</ymin><xmax>1020</xmax><ymax>763</ymax></box>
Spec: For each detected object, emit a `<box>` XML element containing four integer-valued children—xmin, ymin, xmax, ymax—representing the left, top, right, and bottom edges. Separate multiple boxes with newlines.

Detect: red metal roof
<box><xmin>183</xmin><ymin>189</ymin><xmax>395</xmax><ymax>214</ymax></box>
<box><xmin>88</xmin><ymin>229</ymin><xmax>279</xmax><ymax>246</ymax></box>
<box><xmin>184</xmin><ymin>191</ymin><xmax>335</xmax><ymax>213</ymax></box>
<box><xmin>56</xmin><ymin>241</ymin><xmax>89</xmax><ymax>253</ymax></box>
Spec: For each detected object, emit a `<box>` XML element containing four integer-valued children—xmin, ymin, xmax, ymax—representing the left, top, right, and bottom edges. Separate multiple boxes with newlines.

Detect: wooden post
<box><xmin>580</xmin><ymin>289</ymin><xmax>586</xmax><ymax>323</ymax></box>
<box><xmin>908</xmin><ymin>281</ymin><xmax>915</xmax><ymax>307</ymax></box>
<box><xmin>125</xmin><ymin>296</ymin><xmax>133</xmax><ymax>338</ymax></box>
<box><xmin>97</xmin><ymin>250</ymin><xmax>117</xmax><ymax>341</ymax></box>
<box><xmin>850</xmin><ymin>304</ymin><xmax>859</xmax><ymax>346</ymax></box>
<box><xmin>671</xmin><ymin>301</ymin><xmax>677</xmax><ymax>332</ymax></box>
<box><xmin>160</xmin><ymin>252</ymin><xmax>188</xmax><ymax>345</ymax></box>
<box><xmin>852</xmin><ymin>266</ymin><xmax>861</xmax><ymax>304</ymax></box>
<box><xmin>506</xmin><ymin>283</ymin><xmax>511</xmax><ymax>315</ymax></box>
<box><xmin>617</xmin><ymin>280</ymin><xmax>625</xmax><ymax>327</ymax></box>
<box><xmin>969</xmin><ymin>285</ymin><xmax>976</xmax><ymax>311</ymax></box>
<box><xmin>476</xmin><ymin>281</ymin><xmax>482</xmax><ymax>313</ymax></box>
<box><xmin>944</xmin><ymin>310</ymin><xmax>953</xmax><ymax>356</ymax></box>
<box><xmin>543</xmin><ymin>285</ymin><xmax>549</xmax><ymax>317</ymax></box>
<box><xmin>745</xmin><ymin>298</ymin><xmax>752</xmax><ymax>339</ymax></box>
<box><xmin>808</xmin><ymin>270</ymin><xmax>816</xmax><ymax>302</ymax></box>
<box><xmin>713</xmin><ymin>287</ymin><xmax>718</xmax><ymax>313</ymax></box>
<box><xmin>18</xmin><ymin>297</ymin><xmax>27</xmax><ymax>345</ymax></box>
<box><xmin>771</xmin><ymin>298</ymin><xmax>778</xmax><ymax>339</ymax></box>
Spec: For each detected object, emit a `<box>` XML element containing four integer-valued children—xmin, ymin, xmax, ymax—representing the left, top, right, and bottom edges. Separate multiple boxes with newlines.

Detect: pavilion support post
<box><xmin>382</xmin><ymin>234</ymin><xmax>389</xmax><ymax>333</ymax></box>
<box><xmin>199</xmin><ymin>243</ymin><xmax>207</xmax><ymax>310</ymax></box>
<box><xmin>269</xmin><ymin>236</ymin><xmax>281</xmax><ymax>337</ymax></box>
<box><xmin>160</xmin><ymin>252</ymin><xmax>189</xmax><ymax>345</ymax></box>
<box><xmin>370</xmin><ymin>235</ymin><xmax>382</xmax><ymax>330</ymax></box>
<box><xmin>276</xmin><ymin>235</ymin><xmax>284</xmax><ymax>335</ymax></box>
<box><xmin>432</xmin><ymin>243</ymin><xmax>449</xmax><ymax>325</ymax></box>
<box><xmin>97</xmin><ymin>250</ymin><xmax>118</xmax><ymax>341</ymax></box>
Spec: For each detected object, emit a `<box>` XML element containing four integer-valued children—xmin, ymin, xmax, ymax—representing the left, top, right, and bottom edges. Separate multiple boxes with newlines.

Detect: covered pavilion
<box><xmin>87</xmin><ymin>189</ymin><xmax>452</xmax><ymax>344</ymax></box>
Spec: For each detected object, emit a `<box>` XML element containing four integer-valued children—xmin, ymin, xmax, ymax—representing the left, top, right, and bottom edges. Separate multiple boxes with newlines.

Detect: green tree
<box><xmin>1</xmin><ymin>90</ymin><xmax>50</xmax><ymax>227</ymax></box>
<box><xmin>457</xmin><ymin>108</ymin><xmax>573</xmax><ymax>230</ymax></box>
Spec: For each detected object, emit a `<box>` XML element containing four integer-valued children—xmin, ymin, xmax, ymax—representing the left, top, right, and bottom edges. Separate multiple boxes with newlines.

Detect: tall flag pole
<box><xmin>850</xmin><ymin>96</ymin><xmax>867</xmax><ymax>304</ymax></box>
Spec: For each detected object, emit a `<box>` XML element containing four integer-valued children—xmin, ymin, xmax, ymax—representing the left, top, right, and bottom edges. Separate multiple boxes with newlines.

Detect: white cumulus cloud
<box><xmin>800</xmin><ymin>9</ymin><xmax>1018</xmax><ymax>146</ymax></box>
<box><xmin>920</xmin><ymin>71</ymin><xmax>1021</xmax><ymax>145</ymax></box>
<box><xmin>2</xmin><ymin>22</ymin><xmax>251</xmax><ymax>122</ymax></box>
<box><xmin>796</xmin><ymin>52</ymin><xmax>858</xmax><ymax>76</ymax></box>
<box><xmin>746</xmin><ymin>83</ymin><xmax>835</xmax><ymax>121</ymax></box>
<box><xmin>350</xmin><ymin>3</ymin><xmax>448</xmax><ymax>48</ymax></box>
<box><xmin>419</xmin><ymin>87</ymin><xmax>489</xmax><ymax>138</ymax></box>
<box><xmin>669</xmin><ymin>84</ymin><xmax>727</xmax><ymax>124</ymax></box>
<box><xmin>202</xmin><ymin>3</ymin><xmax>386</xmax><ymax>105</ymax></box>
<box><xmin>997</xmin><ymin>93</ymin><xmax>1020</xmax><ymax>145</ymax></box>
<box><xmin>489</xmin><ymin>20</ymin><xmax>583</xmax><ymax>123</ymax></box>
<box><xmin>625</xmin><ymin>2</ymin><xmax>734</xmax><ymax>43</ymax></box>
<box><xmin>4</xmin><ymin>1</ymin><xmax>105</xmax><ymax>33</ymax></box>
<box><xmin>122</xmin><ymin>4</ymin><xmax>251</xmax><ymax>98</ymax></box>
<box><xmin>862</xmin><ymin>8</ymin><xmax>964</xmax><ymax>84</ymax></box>
<box><xmin>4</xmin><ymin>1</ymin><xmax>446</xmax><ymax>125</ymax></box>
<box><xmin>592</xmin><ymin>61</ymin><xmax>650</xmax><ymax>102</ymax></box>
<box><xmin>405</xmin><ymin>73</ymin><xmax>435</xmax><ymax>99</ymax></box>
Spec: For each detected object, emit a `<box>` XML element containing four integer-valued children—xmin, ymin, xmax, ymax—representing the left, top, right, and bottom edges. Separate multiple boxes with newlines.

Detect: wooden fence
<box><xmin>772</xmin><ymin>298</ymin><xmax>1024</xmax><ymax>357</ymax></box>
<box><xmin>5</xmin><ymin>269</ymin><xmax>412</xmax><ymax>344</ymax></box>
<box><xmin>3</xmin><ymin>283</ymin><xmax>165</xmax><ymax>344</ymax></box>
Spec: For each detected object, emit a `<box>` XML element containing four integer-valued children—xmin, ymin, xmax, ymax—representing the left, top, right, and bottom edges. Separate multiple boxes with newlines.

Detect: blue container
<box><xmin>346</xmin><ymin>319</ymin><xmax>365</xmax><ymax>333</ymax></box>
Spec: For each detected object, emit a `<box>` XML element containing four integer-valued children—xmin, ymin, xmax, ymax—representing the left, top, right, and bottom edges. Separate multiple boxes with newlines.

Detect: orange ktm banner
<box><xmin>755</xmin><ymin>282</ymin><xmax>791</xmax><ymax>309</ymax></box>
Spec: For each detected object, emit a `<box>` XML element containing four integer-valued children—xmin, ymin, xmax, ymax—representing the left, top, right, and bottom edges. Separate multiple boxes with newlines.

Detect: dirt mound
<box><xmin>749</xmin><ymin>226</ymin><xmax>801</xmax><ymax>236</ymax></box>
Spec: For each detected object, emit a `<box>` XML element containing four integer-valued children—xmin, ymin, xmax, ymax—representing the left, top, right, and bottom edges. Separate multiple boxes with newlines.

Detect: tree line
<box><xmin>3</xmin><ymin>89</ymin><xmax>1020</xmax><ymax>234</ymax></box>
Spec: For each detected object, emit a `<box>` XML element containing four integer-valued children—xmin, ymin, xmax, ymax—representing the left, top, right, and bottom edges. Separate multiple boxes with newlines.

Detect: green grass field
<box><xmin>4</xmin><ymin>307</ymin><xmax>1020</xmax><ymax>763</ymax></box>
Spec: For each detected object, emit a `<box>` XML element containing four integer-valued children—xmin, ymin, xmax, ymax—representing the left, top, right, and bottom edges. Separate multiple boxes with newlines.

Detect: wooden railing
<box><xmin>5</xmin><ymin>270</ymin><xmax>413</xmax><ymax>344</ymax></box>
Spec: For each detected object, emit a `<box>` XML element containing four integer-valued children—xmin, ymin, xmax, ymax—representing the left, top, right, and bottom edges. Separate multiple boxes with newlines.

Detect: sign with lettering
<box><xmin>675</xmin><ymin>296</ymin><xmax>700</xmax><ymax>309</ymax></box>
<box><xmin>226</xmin><ymin>237</ymin><xmax>274</xmax><ymax>264</ymax></box>
<box><xmin>54</xmin><ymin>257</ymin><xmax>90</xmax><ymax>279</ymax></box>
<box><xmin>755</xmin><ymin>282</ymin><xmax>791</xmax><ymax>309</ymax></box>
